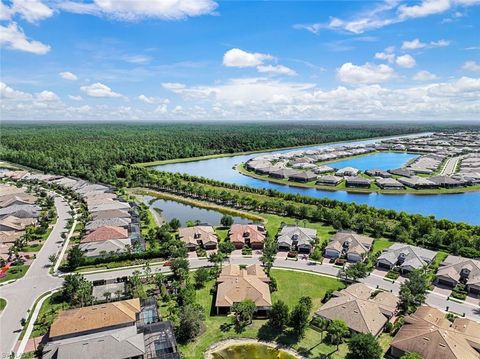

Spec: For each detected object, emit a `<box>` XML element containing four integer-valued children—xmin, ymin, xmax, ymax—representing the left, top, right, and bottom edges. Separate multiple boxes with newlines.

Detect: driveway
<box><xmin>0</xmin><ymin>196</ymin><xmax>69</xmax><ymax>357</ymax></box>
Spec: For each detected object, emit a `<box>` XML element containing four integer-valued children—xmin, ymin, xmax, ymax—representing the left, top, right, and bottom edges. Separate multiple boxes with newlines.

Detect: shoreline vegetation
<box><xmin>237</xmin><ymin>164</ymin><xmax>480</xmax><ymax>196</ymax></box>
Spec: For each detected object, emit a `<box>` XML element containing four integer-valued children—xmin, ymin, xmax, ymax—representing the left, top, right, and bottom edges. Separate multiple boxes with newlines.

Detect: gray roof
<box><xmin>43</xmin><ymin>326</ymin><xmax>145</xmax><ymax>359</ymax></box>
<box><xmin>0</xmin><ymin>204</ymin><xmax>41</xmax><ymax>218</ymax></box>
<box><xmin>377</xmin><ymin>243</ymin><xmax>437</xmax><ymax>270</ymax></box>
<box><xmin>277</xmin><ymin>226</ymin><xmax>316</xmax><ymax>247</ymax></box>
<box><xmin>86</xmin><ymin>218</ymin><xmax>131</xmax><ymax>232</ymax></box>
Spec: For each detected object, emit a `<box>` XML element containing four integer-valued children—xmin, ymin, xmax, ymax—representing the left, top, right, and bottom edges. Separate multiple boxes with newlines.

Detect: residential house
<box><xmin>316</xmin><ymin>175</ymin><xmax>343</xmax><ymax>186</ymax></box>
<box><xmin>92</xmin><ymin>209</ymin><xmax>131</xmax><ymax>221</ymax></box>
<box><xmin>85</xmin><ymin>218</ymin><xmax>131</xmax><ymax>233</ymax></box>
<box><xmin>324</xmin><ymin>232</ymin><xmax>374</xmax><ymax>262</ymax></box>
<box><xmin>0</xmin><ymin>193</ymin><xmax>36</xmax><ymax>208</ymax></box>
<box><xmin>229</xmin><ymin>224</ymin><xmax>266</xmax><ymax>249</ymax></box>
<box><xmin>315</xmin><ymin>283</ymin><xmax>398</xmax><ymax>337</ymax></box>
<box><xmin>365</xmin><ymin>169</ymin><xmax>392</xmax><ymax>178</ymax></box>
<box><xmin>178</xmin><ymin>226</ymin><xmax>218</xmax><ymax>251</ymax></box>
<box><xmin>269</xmin><ymin>168</ymin><xmax>299</xmax><ymax>179</ymax></box>
<box><xmin>89</xmin><ymin>201</ymin><xmax>131</xmax><ymax>213</ymax></box>
<box><xmin>335</xmin><ymin>167</ymin><xmax>359</xmax><ymax>177</ymax></box>
<box><xmin>215</xmin><ymin>264</ymin><xmax>272</xmax><ymax>315</ymax></box>
<box><xmin>376</xmin><ymin>178</ymin><xmax>404</xmax><ymax>190</ymax></box>
<box><xmin>277</xmin><ymin>225</ymin><xmax>316</xmax><ymax>253</ymax></box>
<box><xmin>389</xmin><ymin>306</ymin><xmax>480</xmax><ymax>359</ymax></box>
<box><xmin>429</xmin><ymin>175</ymin><xmax>465</xmax><ymax>188</ymax></box>
<box><xmin>0</xmin><ymin>215</ymin><xmax>36</xmax><ymax>231</ymax></box>
<box><xmin>388</xmin><ymin>168</ymin><xmax>414</xmax><ymax>178</ymax></box>
<box><xmin>345</xmin><ymin>176</ymin><xmax>371</xmax><ymax>188</ymax></box>
<box><xmin>398</xmin><ymin>176</ymin><xmax>438</xmax><ymax>189</ymax></box>
<box><xmin>79</xmin><ymin>226</ymin><xmax>131</xmax><ymax>258</ymax></box>
<box><xmin>288</xmin><ymin>171</ymin><xmax>317</xmax><ymax>183</ymax></box>
<box><xmin>377</xmin><ymin>244</ymin><xmax>437</xmax><ymax>274</ymax></box>
<box><xmin>436</xmin><ymin>255</ymin><xmax>480</xmax><ymax>295</ymax></box>
<box><xmin>314</xmin><ymin>165</ymin><xmax>334</xmax><ymax>174</ymax></box>
<box><xmin>0</xmin><ymin>204</ymin><xmax>40</xmax><ymax>219</ymax></box>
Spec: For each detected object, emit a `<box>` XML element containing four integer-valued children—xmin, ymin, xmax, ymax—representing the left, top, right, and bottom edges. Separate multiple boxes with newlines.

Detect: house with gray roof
<box><xmin>365</xmin><ymin>169</ymin><xmax>392</xmax><ymax>178</ymax></box>
<box><xmin>388</xmin><ymin>168</ymin><xmax>414</xmax><ymax>178</ymax></box>
<box><xmin>324</xmin><ymin>232</ymin><xmax>374</xmax><ymax>262</ymax></box>
<box><xmin>0</xmin><ymin>204</ymin><xmax>41</xmax><ymax>219</ymax></box>
<box><xmin>86</xmin><ymin>218</ymin><xmax>131</xmax><ymax>233</ymax></box>
<box><xmin>377</xmin><ymin>244</ymin><xmax>437</xmax><ymax>274</ymax></box>
<box><xmin>436</xmin><ymin>255</ymin><xmax>480</xmax><ymax>295</ymax></box>
<box><xmin>277</xmin><ymin>225</ymin><xmax>316</xmax><ymax>253</ymax></box>
<box><xmin>429</xmin><ymin>175</ymin><xmax>465</xmax><ymax>188</ymax></box>
<box><xmin>335</xmin><ymin>167</ymin><xmax>359</xmax><ymax>177</ymax></box>
<box><xmin>288</xmin><ymin>171</ymin><xmax>317</xmax><ymax>183</ymax></box>
<box><xmin>397</xmin><ymin>176</ymin><xmax>438</xmax><ymax>189</ymax></box>
<box><xmin>345</xmin><ymin>176</ymin><xmax>371</xmax><ymax>188</ymax></box>
<box><xmin>376</xmin><ymin>178</ymin><xmax>404</xmax><ymax>190</ymax></box>
<box><xmin>316</xmin><ymin>175</ymin><xmax>343</xmax><ymax>186</ymax></box>
<box><xmin>269</xmin><ymin>168</ymin><xmax>299</xmax><ymax>179</ymax></box>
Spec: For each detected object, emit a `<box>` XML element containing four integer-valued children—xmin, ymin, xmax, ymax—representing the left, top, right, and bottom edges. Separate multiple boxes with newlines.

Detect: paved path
<box><xmin>83</xmin><ymin>254</ymin><xmax>480</xmax><ymax>321</ymax></box>
<box><xmin>440</xmin><ymin>156</ymin><xmax>462</xmax><ymax>175</ymax></box>
<box><xmin>0</xmin><ymin>196</ymin><xmax>68</xmax><ymax>357</ymax></box>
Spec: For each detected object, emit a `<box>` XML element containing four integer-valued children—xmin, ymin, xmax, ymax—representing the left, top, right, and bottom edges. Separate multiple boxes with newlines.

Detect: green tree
<box><xmin>169</xmin><ymin>218</ymin><xmax>181</xmax><ymax>231</ymax></box>
<box><xmin>289</xmin><ymin>296</ymin><xmax>313</xmax><ymax>338</ymax></box>
<box><xmin>327</xmin><ymin>319</ymin><xmax>349</xmax><ymax>350</ymax></box>
<box><xmin>344</xmin><ymin>262</ymin><xmax>369</xmax><ymax>281</ymax></box>
<box><xmin>399</xmin><ymin>269</ymin><xmax>429</xmax><ymax>313</ymax></box>
<box><xmin>220</xmin><ymin>215</ymin><xmax>234</xmax><ymax>227</ymax></box>
<box><xmin>267</xmin><ymin>300</ymin><xmax>289</xmax><ymax>331</ymax></box>
<box><xmin>218</xmin><ymin>241</ymin><xmax>235</xmax><ymax>255</ymax></box>
<box><xmin>176</xmin><ymin>303</ymin><xmax>205</xmax><ymax>343</ymax></box>
<box><xmin>66</xmin><ymin>245</ymin><xmax>84</xmax><ymax>270</ymax></box>
<box><xmin>231</xmin><ymin>299</ymin><xmax>257</xmax><ymax>329</ymax></box>
<box><xmin>346</xmin><ymin>333</ymin><xmax>382</xmax><ymax>359</ymax></box>
<box><xmin>62</xmin><ymin>273</ymin><xmax>93</xmax><ymax>307</ymax></box>
<box><xmin>194</xmin><ymin>267</ymin><xmax>210</xmax><ymax>289</ymax></box>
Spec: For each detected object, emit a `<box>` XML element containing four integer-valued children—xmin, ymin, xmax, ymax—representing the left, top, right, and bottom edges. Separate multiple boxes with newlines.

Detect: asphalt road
<box><xmin>0</xmin><ymin>196</ymin><xmax>67</xmax><ymax>357</ymax></box>
<box><xmin>440</xmin><ymin>156</ymin><xmax>462</xmax><ymax>175</ymax></box>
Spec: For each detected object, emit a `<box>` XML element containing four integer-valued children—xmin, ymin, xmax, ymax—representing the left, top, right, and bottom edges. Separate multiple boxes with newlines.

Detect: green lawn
<box><xmin>214</xmin><ymin>227</ymin><xmax>229</xmax><ymax>242</ymax></box>
<box><xmin>22</xmin><ymin>243</ymin><xmax>43</xmax><ymax>252</ymax></box>
<box><xmin>0</xmin><ymin>298</ymin><xmax>6</xmax><ymax>311</ymax></box>
<box><xmin>178</xmin><ymin>269</ymin><xmax>346</xmax><ymax>359</ymax></box>
<box><xmin>31</xmin><ymin>291</ymin><xmax>70</xmax><ymax>338</ymax></box>
<box><xmin>0</xmin><ymin>264</ymin><xmax>29</xmax><ymax>283</ymax></box>
<box><xmin>372</xmin><ymin>239</ymin><xmax>393</xmax><ymax>255</ymax></box>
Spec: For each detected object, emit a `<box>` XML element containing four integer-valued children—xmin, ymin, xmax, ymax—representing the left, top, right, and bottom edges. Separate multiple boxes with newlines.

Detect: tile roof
<box><xmin>178</xmin><ymin>226</ymin><xmax>218</xmax><ymax>247</ymax></box>
<box><xmin>325</xmin><ymin>231</ymin><xmax>374</xmax><ymax>256</ymax></box>
<box><xmin>49</xmin><ymin>299</ymin><xmax>141</xmax><ymax>339</ymax></box>
<box><xmin>229</xmin><ymin>224</ymin><xmax>266</xmax><ymax>246</ymax></box>
<box><xmin>216</xmin><ymin>264</ymin><xmax>272</xmax><ymax>308</ymax></box>
<box><xmin>82</xmin><ymin>226</ymin><xmax>129</xmax><ymax>243</ymax></box>
<box><xmin>277</xmin><ymin>225</ymin><xmax>316</xmax><ymax>247</ymax></box>
<box><xmin>378</xmin><ymin>243</ymin><xmax>437</xmax><ymax>270</ymax></box>
<box><xmin>437</xmin><ymin>255</ymin><xmax>480</xmax><ymax>286</ymax></box>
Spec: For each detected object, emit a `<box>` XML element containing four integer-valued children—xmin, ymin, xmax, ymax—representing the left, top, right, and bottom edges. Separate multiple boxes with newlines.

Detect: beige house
<box><xmin>324</xmin><ymin>232</ymin><xmax>374</xmax><ymax>262</ymax></box>
<box><xmin>389</xmin><ymin>306</ymin><xmax>480</xmax><ymax>359</ymax></box>
<box><xmin>229</xmin><ymin>224</ymin><xmax>266</xmax><ymax>249</ymax></box>
<box><xmin>436</xmin><ymin>255</ymin><xmax>480</xmax><ymax>295</ymax></box>
<box><xmin>215</xmin><ymin>264</ymin><xmax>272</xmax><ymax>315</ymax></box>
<box><xmin>178</xmin><ymin>226</ymin><xmax>218</xmax><ymax>251</ymax></box>
<box><xmin>315</xmin><ymin>283</ymin><xmax>398</xmax><ymax>337</ymax></box>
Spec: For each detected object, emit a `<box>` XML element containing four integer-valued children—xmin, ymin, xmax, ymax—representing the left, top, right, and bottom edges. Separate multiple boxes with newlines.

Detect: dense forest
<box><xmin>1</xmin><ymin>121</ymin><xmax>476</xmax><ymax>183</ymax></box>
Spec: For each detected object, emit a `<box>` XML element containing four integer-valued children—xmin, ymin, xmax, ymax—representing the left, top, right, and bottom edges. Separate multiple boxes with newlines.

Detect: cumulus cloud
<box><xmin>0</xmin><ymin>22</ymin><xmax>50</xmax><ymax>54</ymax></box>
<box><xmin>161</xmin><ymin>82</ymin><xmax>187</xmax><ymax>91</ymax></box>
<box><xmin>413</xmin><ymin>70</ymin><xmax>438</xmax><ymax>81</ymax></box>
<box><xmin>256</xmin><ymin>64</ymin><xmax>296</xmax><ymax>76</ymax></box>
<box><xmin>0</xmin><ymin>81</ymin><xmax>32</xmax><ymax>99</ymax></box>
<box><xmin>401</xmin><ymin>38</ymin><xmax>450</xmax><ymax>50</ymax></box>
<box><xmin>10</xmin><ymin>0</ymin><xmax>54</xmax><ymax>23</ymax></box>
<box><xmin>223</xmin><ymin>48</ymin><xmax>274</xmax><ymax>68</ymax></box>
<box><xmin>462</xmin><ymin>60</ymin><xmax>480</xmax><ymax>72</ymax></box>
<box><xmin>59</xmin><ymin>71</ymin><xmax>78</xmax><ymax>81</ymax></box>
<box><xmin>138</xmin><ymin>94</ymin><xmax>170</xmax><ymax>104</ymax></box>
<box><xmin>374</xmin><ymin>46</ymin><xmax>396</xmax><ymax>63</ymax></box>
<box><xmin>396</xmin><ymin>54</ymin><xmax>416</xmax><ymax>68</ymax></box>
<box><xmin>68</xmin><ymin>95</ymin><xmax>83</xmax><ymax>101</ymax></box>
<box><xmin>337</xmin><ymin>62</ymin><xmax>396</xmax><ymax>84</ymax></box>
<box><xmin>80</xmin><ymin>82</ymin><xmax>123</xmax><ymax>98</ymax></box>
<box><xmin>58</xmin><ymin>0</ymin><xmax>218</xmax><ymax>21</ymax></box>
<box><xmin>36</xmin><ymin>90</ymin><xmax>60</xmax><ymax>102</ymax></box>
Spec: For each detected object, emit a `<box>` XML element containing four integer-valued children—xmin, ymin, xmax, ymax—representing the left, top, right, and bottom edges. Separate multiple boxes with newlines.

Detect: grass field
<box><xmin>0</xmin><ymin>298</ymin><xmax>6</xmax><ymax>311</ymax></box>
<box><xmin>31</xmin><ymin>291</ymin><xmax>69</xmax><ymax>338</ymax></box>
<box><xmin>177</xmin><ymin>269</ymin><xmax>346</xmax><ymax>358</ymax></box>
<box><xmin>0</xmin><ymin>264</ymin><xmax>29</xmax><ymax>283</ymax></box>
<box><xmin>371</xmin><ymin>239</ymin><xmax>393</xmax><ymax>254</ymax></box>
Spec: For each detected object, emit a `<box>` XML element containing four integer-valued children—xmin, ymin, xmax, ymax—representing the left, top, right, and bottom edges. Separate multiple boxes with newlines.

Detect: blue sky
<box><xmin>1</xmin><ymin>0</ymin><xmax>479</xmax><ymax>121</ymax></box>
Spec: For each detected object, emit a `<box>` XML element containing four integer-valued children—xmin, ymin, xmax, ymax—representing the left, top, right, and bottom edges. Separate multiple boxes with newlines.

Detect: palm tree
<box><xmin>103</xmin><ymin>291</ymin><xmax>112</xmax><ymax>302</ymax></box>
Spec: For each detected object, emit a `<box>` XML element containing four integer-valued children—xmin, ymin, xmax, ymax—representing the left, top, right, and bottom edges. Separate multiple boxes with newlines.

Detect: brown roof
<box><xmin>390</xmin><ymin>306</ymin><xmax>480</xmax><ymax>359</ymax></box>
<box><xmin>0</xmin><ymin>230</ymin><xmax>23</xmax><ymax>244</ymax></box>
<box><xmin>0</xmin><ymin>215</ymin><xmax>36</xmax><ymax>231</ymax></box>
<box><xmin>315</xmin><ymin>283</ymin><xmax>398</xmax><ymax>336</ymax></box>
<box><xmin>81</xmin><ymin>226</ymin><xmax>128</xmax><ymax>243</ymax></box>
<box><xmin>325</xmin><ymin>231</ymin><xmax>374</xmax><ymax>255</ymax></box>
<box><xmin>216</xmin><ymin>264</ymin><xmax>272</xmax><ymax>308</ymax></box>
<box><xmin>229</xmin><ymin>224</ymin><xmax>266</xmax><ymax>246</ymax></box>
<box><xmin>91</xmin><ymin>209</ymin><xmax>130</xmax><ymax>220</ymax></box>
<box><xmin>49</xmin><ymin>299</ymin><xmax>141</xmax><ymax>339</ymax></box>
<box><xmin>178</xmin><ymin>226</ymin><xmax>218</xmax><ymax>247</ymax></box>
<box><xmin>0</xmin><ymin>193</ymin><xmax>36</xmax><ymax>207</ymax></box>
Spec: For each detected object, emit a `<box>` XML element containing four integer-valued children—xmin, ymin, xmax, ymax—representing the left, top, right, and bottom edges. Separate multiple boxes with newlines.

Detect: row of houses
<box><xmin>42</xmin><ymin>298</ymin><xmax>180</xmax><ymax>359</ymax></box>
<box><xmin>1</xmin><ymin>170</ymin><xmax>141</xmax><ymax>258</ymax></box>
<box><xmin>0</xmin><ymin>182</ymin><xmax>41</xmax><ymax>261</ymax></box>
<box><xmin>315</xmin><ymin>284</ymin><xmax>480</xmax><ymax>359</ymax></box>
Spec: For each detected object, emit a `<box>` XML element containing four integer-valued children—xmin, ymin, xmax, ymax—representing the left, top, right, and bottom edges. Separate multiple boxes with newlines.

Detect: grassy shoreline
<box><xmin>134</xmin><ymin>132</ymin><xmax>427</xmax><ymax>168</ymax></box>
<box><xmin>237</xmin><ymin>164</ymin><xmax>480</xmax><ymax>196</ymax></box>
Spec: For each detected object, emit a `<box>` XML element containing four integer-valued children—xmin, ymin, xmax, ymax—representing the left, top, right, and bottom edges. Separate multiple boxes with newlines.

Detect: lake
<box><xmin>327</xmin><ymin>152</ymin><xmax>418</xmax><ymax>171</ymax></box>
<box><xmin>140</xmin><ymin>195</ymin><xmax>251</xmax><ymax>227</ymax></box>
<box><xmin>152</xmin><ymin>135</ymin><xmax>480</xmax><ymax>225</ymax></box>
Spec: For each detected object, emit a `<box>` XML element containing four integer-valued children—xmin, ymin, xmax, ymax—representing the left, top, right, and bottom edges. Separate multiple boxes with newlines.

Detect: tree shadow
<box><xmin>257</xmin><ymin>323</ymin><xmax>280</xmax><ymax>341</ymax></box>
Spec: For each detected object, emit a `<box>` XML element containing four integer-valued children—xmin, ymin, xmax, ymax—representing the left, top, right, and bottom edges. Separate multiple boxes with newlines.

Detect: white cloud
<box><xmin>0</xmin><ymin>2</ymin><xmax>12</xmax><ymax>20</ymax></box>
<box><xmin>223</xmin><ymin>48</ymin><xmax>274</xmax><ymax>68</ymax></box>
<box><xmin>154</xmin><ymin>104</ymin><xmax>168</xmax><ymax>114</ymax></box>
<box><xmin>36</xmin><ymin>90</ymin><xmax>59</xmax><ymax>102</ymax></box>
<box><xmin>123</xmin><ymin>55</ymin><xmax>152</xmax><ymax>64</ymax></box>
<box><xmin>80</xmin><ymin>82</ymin><xmax>122</xmax><ymax>98</ymax></box>
<box><xmin>401</xmin><ymin>38</ymin><xmax>450</xmax><ymax>50</ymax></box>
<box><xmin>396</xmin><ymin>54</ymin><xmax>416</xmax><ymax>68</ymax></box>
<box><xmin>0</xmin><ymin>81</ymin><xmax>32</xmax><ymax>99</ymax></box>
<box><xmin>295</xmin><ymin>0</ymin><xmax>480</xmax><ymax>34</ymax></box>
<box><xmin>11</xmin><ymin>0</ymin><xmax>54</xmax><ymax>23</ymax></box>
<box><xmin>256</xmin><ymin>64</ymin><xmax>296</xmax><ymax>76</ymax></box>
<box><xmin>59</xmin><ymin>71</ymin><xmax>78</xmax><ymax>81</ymax></box>
<box><xmin>337</xmin><ymin>62</ymin><xmax>396</xmax><ymax>84</ymax></box>
<box><xmin>462</xmin><ymin>60</ymin><xmax>480</xmax><ymax>72</ymax></box>
<box><xmin>375</xmin><ymin>46</ymin><xmax>396</xmax><ymax>63</ymax></box>
<box><xmin>59</xmin><ymin>0</ymin><xmax>218</xmax><ymax>21</ymax></box>
<box><xmin>413</xmin><ymin>70</ymin><xmax>438</xmax><ymax>81</ymax></box>
<box><xmin>0</xmin><ymin>22</ymin><xmax>50</xmax><ymax>54</ymax></box>
<box><xmin>68</xmin><ymin>95</ymin><xmax>83</xmax><ymax>101</ymax></box>
<box><xmin>138</xmin><ymin>94</ymin><xmax>170</xmax><ymax>104</ymax></box>
<box><xmin>162</xmin><ymin>82</ymin><xmax>187</xmax><ymax>91</ymax></box>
